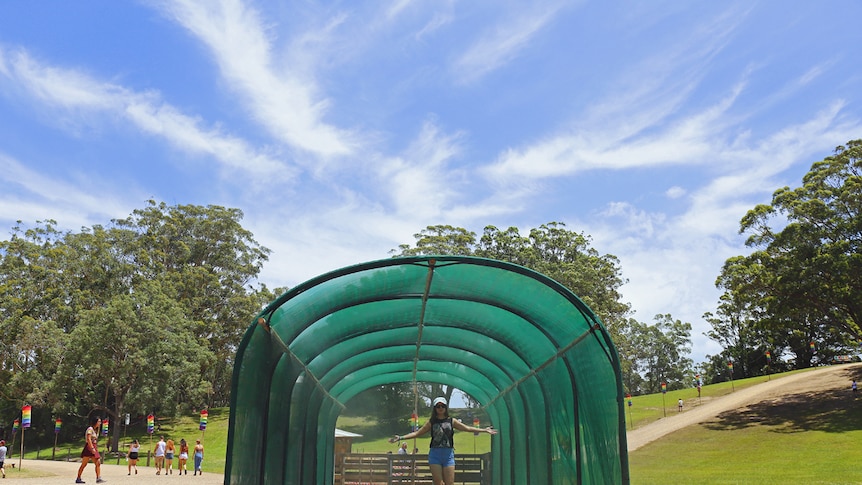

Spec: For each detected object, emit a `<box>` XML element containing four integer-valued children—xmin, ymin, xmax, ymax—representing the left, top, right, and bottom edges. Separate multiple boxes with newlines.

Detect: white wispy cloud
<box><xmin>583</xmin><ymin>102</ymin><xmax>861</xmax><ymax>360</ymax></box>
<box><xmin>157</xmin><ymin>0</ymin><xmax>357</xmax><ymax>158</ymax></box>
<box><xmin>0</xmin><ymin>152</ymin><xmax>139</xmax><ymax>227</ymax></box>
<box><xmin>378</xmin><ymin>120</ymin><xmax>464</xmax><ymax>220</ymax></box>
<box><xmin>0</xmin><ymin>45</ymin><xmax>287</xmax><ymax>180</ymax></box>
<box><xmin>453</xmin><ymin>3</ymin><xmax>566</xmax><ymax>84</ymax></box>
<box><xmin>480</xmin><ymin>8</ymin><xmax>750</xmax><ymax>186</ymax></box>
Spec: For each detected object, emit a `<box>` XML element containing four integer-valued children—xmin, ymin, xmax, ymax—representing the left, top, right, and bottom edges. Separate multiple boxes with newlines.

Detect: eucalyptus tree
<box><xmin>55</xmin><ymin>279</ymin><xmax>213</xmax><ymax>451</ymax></box>
<box><xmin>111</xmin><ymin>201</ymin><xmax>272</xmax><ymax>405</ymax></box>
<box><xmin>0</xmin><ymin>201</ymin><xmax>273</xmax><ymax>448</ymax></box>
<box><xmin>0</xmin><ymin>221</ymin><xmax>70</xmax><ymax>421</ymax></box>
<box><xmin>717</xmin><ymin>140</ymin><xmax>862</xmax><ymax>366</ymax></box>
<box><xmin>620</xmin><ymin>314</ymin><xmax>693</xmax><ymax>393</ymax></box>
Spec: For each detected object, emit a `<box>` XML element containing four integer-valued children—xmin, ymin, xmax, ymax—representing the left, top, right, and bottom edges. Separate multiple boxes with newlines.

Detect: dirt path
<box><xmin>626</xmin><ymin>363</ymin><xmax>862</xmax><ymax>452</ymax></box>
<box><xmin>0</xmin><ymin>459</ymin><xmax>224</xmax><ymax>484</ymax></box>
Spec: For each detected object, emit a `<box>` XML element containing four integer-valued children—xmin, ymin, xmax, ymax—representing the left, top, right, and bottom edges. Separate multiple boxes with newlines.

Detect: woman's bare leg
<box><xmin>429</xmin><ymin>464</ymin><xmax>445</xmax><ymax>485</ymax></box>
<box><xmin>442</xmin><ymin>465</ymin><xmax>456</xmax><ymax>485</ymax></box>
<box><xmin>77</xmin><ymin>456</ymin><xmax>90</xmax><ymax>478</ymax></box>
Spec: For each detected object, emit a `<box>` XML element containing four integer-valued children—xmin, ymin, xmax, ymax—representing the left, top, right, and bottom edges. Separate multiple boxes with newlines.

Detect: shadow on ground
<box><xmin>703</xmin><ymin>367</ymin><xmax>862</xmax><ymax>434</ymax></box>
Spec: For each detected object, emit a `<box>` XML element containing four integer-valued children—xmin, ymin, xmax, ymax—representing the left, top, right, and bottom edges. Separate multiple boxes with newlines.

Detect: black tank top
<box><xmin>429</xmin><ymin>417</ymin><xmax>454</xmax><ymax>448</ymax></box>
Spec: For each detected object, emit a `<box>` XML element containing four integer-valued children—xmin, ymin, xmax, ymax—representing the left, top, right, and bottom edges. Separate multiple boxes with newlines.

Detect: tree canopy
<box><xmin>0</xmin><ymin>201</ymin><xmax>278</xmax><ymax>449</ymax></box>
<box><xmin>711</xmin><ymin>140</ymin><xmax>862</xmax><ymax>375</ymax></box>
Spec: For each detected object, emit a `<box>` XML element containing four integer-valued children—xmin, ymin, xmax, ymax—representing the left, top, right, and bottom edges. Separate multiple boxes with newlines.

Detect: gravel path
<box><xmin>0</xmin><ymin>459</ymin><xmax>224</xmax><ymax>484</ymax></box>
<box><xmin>626</xmin><ymin>363</ymin><xmax>862</xmax><ymax>452</ymax></box>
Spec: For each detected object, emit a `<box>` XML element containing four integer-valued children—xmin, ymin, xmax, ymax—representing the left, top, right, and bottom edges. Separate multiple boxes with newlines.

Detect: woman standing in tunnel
<box><xmin>389</xmin><ymin>397</ymin><xmax>497</xmax><ymax>485</ymax></box>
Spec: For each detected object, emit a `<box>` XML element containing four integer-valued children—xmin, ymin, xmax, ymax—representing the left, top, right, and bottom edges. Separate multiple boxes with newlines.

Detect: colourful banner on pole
<box><xmin>766</xmin><ymin>351</ymin><xmax>772</xmax><ymax>362</ymax></box>
<box><xmin>147</xmin><ymin>414</ymin><xmax>154</xmax><ymax>434</ymax></box>
<box><xmin>727</xmin><ymin>361</ymin><xmax>734</xmax><ymax>371</ymax></box>
<box><xmin>473</xmin><ymin>417</ymin><xmax>480</xmax><ymax>436</ymax></box>
<box><xmin>199</xmin><ymin>410</ymin><xmax>208</xmax><ymax>431</ymax></box>
<box><xmin>22</xmin><ymin>405</ymin><xmax>31</xmax><ymax>428</ymax></box>
<box><xmin>55</xmin><ymin>418</ymin><xmax>62</xmax><ymax>434</ymax></box>
<box><xmin>411</xmin><ymin>412</ymin><xmax>418</xmax><ymax>432</ymax></box>
<box><xmin>661</xmin><ymin>382</ymin><xmax>667</xmax><ymax>394</ymax></box>
<box><xmin>626</xmin><ymin>393</ymin><xmax>632</xmax><ymax>407</ymax></box>
<box><xmin>12</xmin><ymin>419</ymin><xmax>19</xmax><ymax>435</ymax></box>
<box><xmin>102</xmin><ymin>418</ymin><xmax>109</xmax><ymax>436</ymax></box>
<box><xmin>809</xmin><ymin>341</ymin><xmax>815</xmax><ymax>350</ymax></box>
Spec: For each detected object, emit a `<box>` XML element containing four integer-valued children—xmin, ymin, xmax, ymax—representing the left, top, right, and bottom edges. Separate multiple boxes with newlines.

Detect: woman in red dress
<box><xmin>76</xmin><ymin>415</ymin><xmax>106</xmax><ymax>483</ymax></box>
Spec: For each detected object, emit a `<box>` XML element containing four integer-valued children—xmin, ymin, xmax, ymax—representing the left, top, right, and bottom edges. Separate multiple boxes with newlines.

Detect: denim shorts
<box><xmin>428</xmin><ymin>447</ymin><xmax>455</xmax><ymax>467</ymax></box>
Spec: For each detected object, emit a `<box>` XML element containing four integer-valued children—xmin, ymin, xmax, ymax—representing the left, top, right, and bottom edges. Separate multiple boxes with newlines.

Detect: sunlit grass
<box><xmin>629</xmin><ymin>382</ymin><xmax>862</xmax><ymax>484</ymax></box>
<box><xmin>22</xmin><ymin>408</ymin><xmax>229</xmax><ymax>474</ymax></box>
<box><xmin>624</xmin><ymin>368</ymin><xmax>816</xmax><ymax>430</ymax></box>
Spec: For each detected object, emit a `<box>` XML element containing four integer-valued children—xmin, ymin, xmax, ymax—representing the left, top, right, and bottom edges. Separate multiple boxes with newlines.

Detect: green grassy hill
<box><xmin>629</xmin><ymin>366</ymin><xmax>862</xmax><ymax>484</ymax></box>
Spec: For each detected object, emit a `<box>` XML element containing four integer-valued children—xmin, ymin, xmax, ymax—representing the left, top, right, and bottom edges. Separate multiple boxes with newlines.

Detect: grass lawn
<box><xmin>20</xmin><ymin>407</ymin><xmax>230</xmax><ymax>474</ymax></box>
<box><xmin>624</xmin><ymin>369</ymin><xmax>815</xmax><ymax>430</ymax></box>
<box><xmin>629</xmin><ymin>370</ymin><xmax>862</xmax><ymax>484</ymax></box>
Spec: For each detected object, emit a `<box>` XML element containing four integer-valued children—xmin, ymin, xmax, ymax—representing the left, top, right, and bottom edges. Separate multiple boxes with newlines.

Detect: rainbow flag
<box><xmin>473</xmin><ymin>417</ymin><xmax>480</xmax><ymax>436</ymax></box>
<box><xmin>766</xmin><ymin>351</ymin><xmax>772</xmax><ymax>362</ymax></box>
<box><xmin>55</xmin><ymin>418</ymin><xmax>62</xmax><ymax>434</ymax></box>
<box><xmin>661</xmin><ymin>382</ymin><xmax>667</xmax><ymax>394</ymax></box>
<box><xmin>102</xmin><ymin>418</ymin><xmax>109</xmax><ymax>436</ymax></box>
<box><xmin>727</xmin><ymin>361</ymin><xmax>734</xmax><ymax>371</ymax></box>
<box><xmin>199</xmin><ymin>410</ymin><xmax>208</xmax><ymax>431</ymax></box>
<box><xmin>147</xmin><ymin>414</ymin><xmax>154</xmax><ymax>434</ymax></box>
<box><xmin>12</xmin><ymin>419</ymin><xmax>19</xmax><ymax>434</ymax></box>
<box><xmin>809</xmin><ymin>341</ymin><xmax>815</xmax><ymax>350</ymax></box>
<box><xmin>411</xmin><ymin>413</ymin><xmax>418</xmax><ymax>432</ymax></box>
<box><xmin>22</xmin><ymin>405</ymin><xmax>32</xmax><ymax>428</ymax></box>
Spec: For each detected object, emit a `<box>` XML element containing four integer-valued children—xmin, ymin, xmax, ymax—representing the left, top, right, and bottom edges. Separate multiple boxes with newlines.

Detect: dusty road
<box><xmin>0</xmin><ymin>459</ymin><xmax>224</xmax><ymax>484</ymax></box>
<box><xmin>627</xmin><ymin>363</ymin><xmax>862</xmax><ymax>451</ymax></box>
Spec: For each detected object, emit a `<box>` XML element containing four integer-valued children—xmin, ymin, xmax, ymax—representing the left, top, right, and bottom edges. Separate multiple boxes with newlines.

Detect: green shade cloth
<box><xmin>226</xmin><ymin>256</ymin><xmax>629</xmax><ymax>484</ymax></box>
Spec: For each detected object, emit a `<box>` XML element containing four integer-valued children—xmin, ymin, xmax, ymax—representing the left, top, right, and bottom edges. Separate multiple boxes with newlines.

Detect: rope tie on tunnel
<box><xmin>482</xmin><ymin>323</ymin><xmax>602</xmax><ymax>410</ymax></box>
<box><xmin>411</xmin><ymin>258</ymin><xmax>437</xmax><ymax>421</ymax></box>
<box><xmin>259</xmin><ymin>317</ymin><xmax>346</xmax><ymax>411</ymax></box>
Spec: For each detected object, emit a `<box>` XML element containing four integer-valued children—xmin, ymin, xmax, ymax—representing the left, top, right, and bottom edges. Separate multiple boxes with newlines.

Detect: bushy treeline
<box><xmin>0</xmin><ymin>200</ymin><xmax>284</xmax><ymax>450</ymax></box>
<box><xmin>703</xmin><ymin>139</ymin><xmax>862</xmax><ymax>379</ymax></box>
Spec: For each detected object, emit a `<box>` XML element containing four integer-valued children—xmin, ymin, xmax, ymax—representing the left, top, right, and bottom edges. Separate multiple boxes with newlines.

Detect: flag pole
<box><xmin>18</xmin><ymin>427</ymin><xmax>23</xmax><ymax>470</ymax></box>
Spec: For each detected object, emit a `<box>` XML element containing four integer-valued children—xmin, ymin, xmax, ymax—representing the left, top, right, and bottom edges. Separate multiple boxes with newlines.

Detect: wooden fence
<box><xmin>337</xmin><ymin>452</ymin><xmax>490</xmax><ymax>485</ymax></box>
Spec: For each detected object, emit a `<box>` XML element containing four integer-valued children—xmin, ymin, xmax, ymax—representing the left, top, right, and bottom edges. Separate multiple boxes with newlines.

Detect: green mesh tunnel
<box><xmin>225</xmin><ymin>256</ymin><xmax>629</xmax><ymax>484</ymax></box>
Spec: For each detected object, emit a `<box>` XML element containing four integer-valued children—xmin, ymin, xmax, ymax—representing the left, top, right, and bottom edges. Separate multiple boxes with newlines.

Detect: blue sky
<box><xmin>1</xmin><ymin>1</ymin><xmax>860</xmax><ymax>363</ymax></box>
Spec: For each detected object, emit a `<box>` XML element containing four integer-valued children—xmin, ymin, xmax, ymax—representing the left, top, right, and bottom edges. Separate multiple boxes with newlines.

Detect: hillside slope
<box><xmin>627</xmin><ymin>363</ymin><xmax>862</xmax><ymax>452</ymax></box>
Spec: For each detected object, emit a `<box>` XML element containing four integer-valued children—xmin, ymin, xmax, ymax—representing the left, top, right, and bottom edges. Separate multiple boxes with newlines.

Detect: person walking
<box><xmin>193</xmin><ymin>439</ymin><xmax>204</xmax><ymax>476</ymax></box>
<box><xmin>154</xmin><ymin>436</ymin><xmax>166</xmax><ymax>475</ymax></box>
<box><xmin>0</xmin><ymin>439</ymin><xmax>7</xmax><ymax>479</ymax></box>
<box><xmin>178</xmin><ymin>439</ymin><xmax>189</xmax><ymax>475</ymax></box>
<box><xmin>389</xmin><ymin>397</ymin><xmax>497</xmax><ymax>485</ymax></box>
<box><xmin>76</xmin><ymin>416</ymin><xmax>106</xmax><ymax>484</ymax></box>
<box><xmin>126</xmin><ymin>439</ymin><xmax>140</xmax><ymax>475</ymax></box>
<box><xmin>165</xmin><ymin>438</ymin><xmax>175</xmax><ymax>474</ymax></box>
